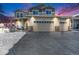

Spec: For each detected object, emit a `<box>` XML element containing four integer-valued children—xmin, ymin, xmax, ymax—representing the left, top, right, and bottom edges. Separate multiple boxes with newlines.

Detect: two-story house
<box><xmin>15</xmin><ymin>4</ymin><xmax>71</xmax><ymax>32</ymax></box>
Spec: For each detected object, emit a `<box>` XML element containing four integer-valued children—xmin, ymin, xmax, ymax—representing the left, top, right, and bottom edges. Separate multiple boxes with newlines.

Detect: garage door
<box><xmin>60</xmin><ymin>22</ymin><xmax>65</xmax><ymax>31</ymax></box>
<box><xmin>33</xmin><ymin>21</ymin><xmax>54</xmax><ymax>31</ymax></box>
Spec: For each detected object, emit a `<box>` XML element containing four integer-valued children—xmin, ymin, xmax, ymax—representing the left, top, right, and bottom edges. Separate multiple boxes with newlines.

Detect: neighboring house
<box><xmin>0</xmin><ymin>14</ymin><xmax>16</xmax><ymax>32</ymax></box>
<box><xmin>15</xmin><ymin>4</ymin><xmax>72</xmax><ymax>32</ymax></box>
<box><xmin>72</xmin><ymin>15</ymin><xmax>79</xmax><ymax>31</ymax></box>
<box><xmin>0</xmin><ymin>14</ymin><xmax>15</xmax><ymax>27</ymax></box>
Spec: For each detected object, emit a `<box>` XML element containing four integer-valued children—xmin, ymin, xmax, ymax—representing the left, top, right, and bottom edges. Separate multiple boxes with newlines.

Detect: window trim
<box><xmin>16</xmin><ymin>12</ymin><xmax>24</xmax><ymax>18</ymax></box>
<box><xmin>32</xmin><ymin>10</ymin><xmax>39</xmax><ymax>15</ymax></box>
<box><xmin>45</xmin><ymin>9</ymin><xmax>52</xmax><ymax>15</ymax></box>
<box><xmin>16</xmin><ymin>12</ymin><xmax>20</xmax><ymax>18</ymax></box>
<box><xmin>20</xmin><ymin>12</ymin><xmax>24</xmax><ymax>17</ymax></box>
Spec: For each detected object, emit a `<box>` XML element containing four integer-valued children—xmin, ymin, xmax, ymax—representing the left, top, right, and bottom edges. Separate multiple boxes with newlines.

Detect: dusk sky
<box><xmin>1</xmin><ymin>3</ymin><xmax>79</xmax><ymax>16</ymax></box>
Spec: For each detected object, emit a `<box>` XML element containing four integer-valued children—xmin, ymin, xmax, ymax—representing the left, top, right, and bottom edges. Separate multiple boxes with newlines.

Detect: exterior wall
<box><xmin>29</xmin><ymin>17</ymin><xmax>54</xmax><ymax>31</ymax></box>
<box><xmin>14</xmin><ymin>5</ymin><xmax>72</xmax><ymax>32</ymax></box>
<box><xmin>28</xmin><ymin>10</ymin><xmax>55</xmax><ymax>16</ymax></box>
<box><xmin>15</xmin><ymin>20</ymin><xmax>22</xmax><ymax>28</ymax></box>
<box><xmin>53</xmin><ymin>17</ymin><xmax>59</xmax><ymax>31</ymax></box>
<box><xmin>27</xmin><ymin>17</ymin><xmax>71</xmax><ymax>32</ymax></box>
<box><xmin>65</xmin><ymin>18</ymin><xmax>71</xmax><ymax>31</ymax></box>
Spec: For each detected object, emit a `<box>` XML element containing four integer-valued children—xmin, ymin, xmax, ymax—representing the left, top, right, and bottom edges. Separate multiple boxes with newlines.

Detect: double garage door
<box><xmin>33</xmin><ymin>21</ymin><xmax>66</xmax><ymax>32</ymax></box>
<box><xmin>33</xmin><ymin>21</ymin><xmax>54</xmax><ymax>31</ymax></box>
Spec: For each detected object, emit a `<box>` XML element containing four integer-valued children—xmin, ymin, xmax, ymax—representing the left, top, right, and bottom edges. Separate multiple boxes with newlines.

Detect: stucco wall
<box><xmin>28</xmin><ymin>17</ymin><xmax>71</xmax><ymax>31</ymax></box>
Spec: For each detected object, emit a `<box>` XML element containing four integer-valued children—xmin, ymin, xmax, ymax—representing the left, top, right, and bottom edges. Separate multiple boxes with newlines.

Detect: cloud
<box><xmin>57</xmin><ymin>3</ymin><xmax>79</xmax><ymax>16</ymax></box>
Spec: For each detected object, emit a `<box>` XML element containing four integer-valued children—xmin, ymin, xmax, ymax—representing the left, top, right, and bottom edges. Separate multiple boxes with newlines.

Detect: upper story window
<box><xmin>32</xmin><ymin>10</ymin><xmax>39</xmax><ymax>15</ymax></box>
<box><xmin>20</xmin><ymin>13</ymin><xmax>23</xmax><ymax>17</ymax></box>
<box><xmin>45</xmin><ymin>9</ymin><xmax>52</xmax><ymax>15</ymax></box>
<box><xmin>16</xmin><ymin>12</ymin><xmax>19</xmax><ymax>18</ymax></box>
<box><xmin>16</xmin><ymin>12</ymin><xmax>24</xmax><ymax>18</ymax></box>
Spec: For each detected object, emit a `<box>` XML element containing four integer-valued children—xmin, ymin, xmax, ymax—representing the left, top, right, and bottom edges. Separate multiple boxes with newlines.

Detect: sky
<box><xmin>1</xmin><ymin>3</ymin><xmax>79</xmax><ymax>16</ymax></box>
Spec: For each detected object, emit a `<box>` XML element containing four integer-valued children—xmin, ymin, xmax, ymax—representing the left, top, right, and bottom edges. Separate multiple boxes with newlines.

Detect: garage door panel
<box><xmin>33</xmin><ymin>23</ymin><xmax>54</xmax><ymax>31</ymax></box>
<box><xmin>60</xmin><ymin>23</ymin><xmax>65</xmax><ymax>31</ymax></box>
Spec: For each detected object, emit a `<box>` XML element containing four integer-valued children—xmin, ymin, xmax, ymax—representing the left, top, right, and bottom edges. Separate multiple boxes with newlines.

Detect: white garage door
<box><xmin>60</xmin><ymin>22</ymin><xmax>65</xmax><ymax>31</ymax></box>
<box><xmin>33</xmin><ymin>21</ymin><xmax>54</xmax><ymax>31</ymax></box>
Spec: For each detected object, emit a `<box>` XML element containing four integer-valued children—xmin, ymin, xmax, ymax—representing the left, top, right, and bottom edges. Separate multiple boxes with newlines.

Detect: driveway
<box><xmin>7</xmin><ymin>32</ymin><xmax>79</xmax><ymax>55</ymax></box>
<box><xmin>0</xmin><ymin>32</ymin><xmax>25</xmax><ymax>55</ymax></box>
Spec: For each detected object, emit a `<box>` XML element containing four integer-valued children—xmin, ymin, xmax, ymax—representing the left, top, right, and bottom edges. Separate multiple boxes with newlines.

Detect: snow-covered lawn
<box><xmin>0</xmin><ymin>32</ymin><xmax>26</xmax><ymax>55</ymax></box>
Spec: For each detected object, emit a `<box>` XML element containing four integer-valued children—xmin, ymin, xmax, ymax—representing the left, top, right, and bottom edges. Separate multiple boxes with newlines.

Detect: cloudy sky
<box><xmin>1</xmin><ymin>3</ymin><xmax>79</xmax><ymax>16</ymax></box>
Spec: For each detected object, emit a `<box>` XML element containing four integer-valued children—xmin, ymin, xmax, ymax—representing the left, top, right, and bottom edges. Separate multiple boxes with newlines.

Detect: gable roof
<box><xmin>29</xmin><ymin>4</ymin><xmax>55</xmax><ymax>12</ymax></box>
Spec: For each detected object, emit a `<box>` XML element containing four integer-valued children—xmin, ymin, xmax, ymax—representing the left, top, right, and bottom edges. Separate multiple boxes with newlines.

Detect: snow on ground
<box><xmin>0</xmin><ymin>32</ymin><xmax>26</xmax><ymax>55</ymax></box>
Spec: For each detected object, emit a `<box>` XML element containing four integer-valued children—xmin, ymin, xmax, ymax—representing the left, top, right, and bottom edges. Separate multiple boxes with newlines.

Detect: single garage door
<box><xmin>33</xmin><ymin>21</ymin><xmax>54</xmax><ymax>31</ymax></box>
<box><xmin>60</xmin><ymin>22</ymin><xmax>65</xmax><ymax>31</ymax></box>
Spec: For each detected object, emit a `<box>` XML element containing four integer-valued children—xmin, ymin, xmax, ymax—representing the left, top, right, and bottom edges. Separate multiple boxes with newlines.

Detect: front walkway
<box><xmin>7</xmin><ymin>32</ymin><xmax>79</xmax><ymax>55</ymax></box>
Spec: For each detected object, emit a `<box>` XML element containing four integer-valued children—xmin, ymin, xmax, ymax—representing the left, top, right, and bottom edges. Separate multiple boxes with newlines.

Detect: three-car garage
<box><xmin>25</xmin><ymin>16</ymin><xmax>71</xmax><ymax>32</ymax></box>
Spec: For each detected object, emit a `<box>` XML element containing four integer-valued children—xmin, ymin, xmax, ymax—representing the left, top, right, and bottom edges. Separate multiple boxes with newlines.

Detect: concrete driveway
<box><xmin>7</xmin><ymin>32</ymin><xmax>79</xmax><ymax>55</ymax></box>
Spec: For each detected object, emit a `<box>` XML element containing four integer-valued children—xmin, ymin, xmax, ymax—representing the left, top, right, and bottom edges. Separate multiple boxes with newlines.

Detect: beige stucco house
<box><xmin>15</xmin><ymin>4</ymin><xmax>72</xmax><ymax>32</ymax></box>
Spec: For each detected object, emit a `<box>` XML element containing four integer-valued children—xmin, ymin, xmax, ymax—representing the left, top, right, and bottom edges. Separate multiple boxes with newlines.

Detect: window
<box><xmin>45</xmin><ymin>10</ymin><xmax>52</xmax><ymax>15</ymax></box>
<box><xmin>60</xmin><ymin>22</ymin><xmax>65</xmax><ymax>24</ymax></box>
<box><xmin>34</xmin><ymin>21</ymin><xmax>53</xmax><ymax>23</ymax></box>
<box><xmin>32</xmin><ymin>10</ymin><xmax>39</xmax><ymax>15</ymax></box>
<box><xmin>16</xmin><ymin>12</ymin><xmax>24</xmax><ymax>18</ymax></box>
<box><xmin>16</xmin><ymin>13</ymin><xmax>19</xmax><ymax>18</ymax></box>
<box><xmin>20</xmin><ymin>13</ymin><xmax>23</xmax><ymax>17</ymax></box>
<box><xmin>46</xmin><ymin>10</ymin><xmax>51</xmax><ymax>14</ymax></box>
